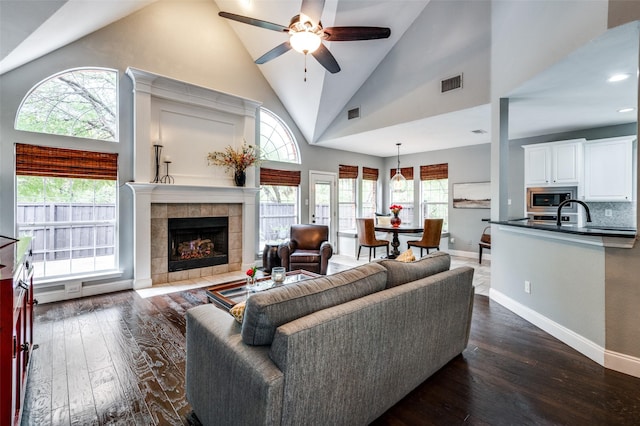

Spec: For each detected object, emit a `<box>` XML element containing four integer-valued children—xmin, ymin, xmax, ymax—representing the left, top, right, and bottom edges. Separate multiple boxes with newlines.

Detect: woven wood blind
<box><xmin>15</xmin><ymin>143</ymin><xmax>118</xmax><ymax>180</ymax></box>
<box><xmin>260</xmin><ymin>167</ymin><xmax>301</xmax><ymax>186</ymax></box>
<box><xmin>338</xmin><ymin>164</ymin><xmax>358</xmax><ymax>179</ymax></box>
<box><xmin>389</xmin><ymin>166</ymin><xmax>414</xmax><ymax>180</ymax></box>
<box><xmin>362</xmin><ymin>167</ymin><xmax>379</xmax><ymax>181</ymax></box>
<box><xmin>420</xmin><ymin>163</ymin><xmax>448</xmax><ymax>180</ymax></box>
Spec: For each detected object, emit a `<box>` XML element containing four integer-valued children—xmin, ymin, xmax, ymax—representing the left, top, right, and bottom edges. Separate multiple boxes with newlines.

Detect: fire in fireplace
<box><xmin>168</xmin><ymin>217</ymin><xmax>228</xmax><ymax>272</ymax></box>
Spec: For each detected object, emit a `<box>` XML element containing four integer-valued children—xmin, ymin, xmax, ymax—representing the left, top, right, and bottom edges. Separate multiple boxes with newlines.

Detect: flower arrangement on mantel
<box><xmin>207</xmin><ymin>142</ymin><xmax>261</xmax><ymax>186</ymax></box>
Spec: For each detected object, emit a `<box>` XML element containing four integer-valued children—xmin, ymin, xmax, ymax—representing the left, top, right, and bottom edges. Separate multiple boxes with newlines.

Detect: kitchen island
<box><xmin>491</xmin><ymin>219</ymin><xmax>636</xmax><ymax>248</ymax></box>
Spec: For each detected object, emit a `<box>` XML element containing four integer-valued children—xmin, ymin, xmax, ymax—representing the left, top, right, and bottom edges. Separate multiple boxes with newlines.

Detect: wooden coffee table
<box><xmin>205</xmin><ymin>269</ymin><xmax>320</xmax><ymax>309</ymax></box>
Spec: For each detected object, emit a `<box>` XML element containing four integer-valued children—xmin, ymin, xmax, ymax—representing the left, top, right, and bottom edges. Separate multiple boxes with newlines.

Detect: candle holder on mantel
<box><xmin>152</xmin><ymin>144</ymin><xmax>163</xmax><ymax>183</ymax></box>
<box><xmin>160</xmin><ymin>161</ymin><xmax>174</xmax><ymax>184</ymax></box>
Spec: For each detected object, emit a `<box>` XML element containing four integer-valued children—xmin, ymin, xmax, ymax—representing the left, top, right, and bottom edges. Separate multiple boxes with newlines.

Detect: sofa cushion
<box><xmin>241</xmin><ymin>263</ymin><xmax>387</xmax><ymax>345</ymax></box>
<box><xmin>374</xmin><ymin>251</ymin><xmax>450</xmax><ymax>288</ymax></box>
<box><xmin>290</xmin><ymin>250</ymin><xmax>320</xmax><ymax>263</ymax></box>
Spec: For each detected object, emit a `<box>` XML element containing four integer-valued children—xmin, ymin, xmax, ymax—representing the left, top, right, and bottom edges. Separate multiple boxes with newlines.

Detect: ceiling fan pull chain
<box><xmin>304</xmin><ymin>54</ymin><xmax>308</xmax><ymax>82</ymax></box>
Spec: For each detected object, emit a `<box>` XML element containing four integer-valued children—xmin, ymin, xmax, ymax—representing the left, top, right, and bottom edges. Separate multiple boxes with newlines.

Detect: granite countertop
<box><xmin>491</xmin><ymin>219</ymin><xmax>637</xmax><ymax>238</ymax></box>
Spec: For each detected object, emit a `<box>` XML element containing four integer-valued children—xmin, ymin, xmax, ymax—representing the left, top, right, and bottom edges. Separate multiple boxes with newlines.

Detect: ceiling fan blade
<box><xmin>255</xmin><ymin>41</ymin><xmax>292</xmax><ymax>64</ymax></box>
<box><xmin>300</xmin><ymin>0</ymin><xmax>325</xmax><ymax>25</ymax></box>
<box><xmin>311</xmin><ymin>43</ymin><xmax>340</xmax><ymax>74</ymax></box>
<box><xmin>323</xmin><ymin>26</ymin><xmax>391</xmax><ymax>41</ymax></box>
<box><xmin>218</xmin><ymin>11</ymin><xmax>289</xmax><ymax>33</ymax></box>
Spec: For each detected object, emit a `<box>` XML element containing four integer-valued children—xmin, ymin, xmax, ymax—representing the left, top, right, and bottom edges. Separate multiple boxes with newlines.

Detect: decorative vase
<box><xmin>390</xmin><ymin>214</ymin><xmax>401</xmax><ymax>228</ymax></box>
<box><xmin>234</xmin><ymin>170</ymin><xmax>246</xmax><ymax>187</ymax></box>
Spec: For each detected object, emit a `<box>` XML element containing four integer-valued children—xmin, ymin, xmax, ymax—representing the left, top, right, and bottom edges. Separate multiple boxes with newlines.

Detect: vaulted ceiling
<box><xmin>1</xmin><ymin>1</ymin><xmax>637</xmax><ymax>158</ymax></box>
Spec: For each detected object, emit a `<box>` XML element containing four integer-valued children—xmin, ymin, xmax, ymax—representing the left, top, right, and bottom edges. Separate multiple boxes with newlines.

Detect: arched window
<box><xmin>15</xmin><ymin>68</ymin><xmax>118</xmax><ymax>141</ymax></box>
<box><xmin>260</xmin><ymin>108</ymin><xmax>300</xmax><ymax>163</ymax></box>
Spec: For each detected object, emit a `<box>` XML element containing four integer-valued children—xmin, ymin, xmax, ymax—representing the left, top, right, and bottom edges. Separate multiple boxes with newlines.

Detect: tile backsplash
<box><xmin>586</xmin><ymin>201</ymin><xmax>636</xmax><ymax>229</ymax></box>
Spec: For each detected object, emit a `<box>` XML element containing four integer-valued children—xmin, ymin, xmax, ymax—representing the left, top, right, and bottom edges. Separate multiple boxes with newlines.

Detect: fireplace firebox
<box><xmin>168</xmin><ymin>217</ymin><xmax>228</xmax><ymax>272</ymax></box>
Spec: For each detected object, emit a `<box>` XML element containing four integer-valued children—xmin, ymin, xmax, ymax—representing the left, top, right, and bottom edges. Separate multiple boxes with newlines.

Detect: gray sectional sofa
<box><xmin>186</xmin><ymin>252</ymin><xmax>475</xmax><ymax>426</ymax></box>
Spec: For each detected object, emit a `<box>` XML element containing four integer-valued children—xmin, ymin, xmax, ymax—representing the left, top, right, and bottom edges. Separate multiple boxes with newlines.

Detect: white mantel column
<box><xmin>129</xmin><ymin>183</ymin><xmax>154</xmax><ymax>289</ymax></box>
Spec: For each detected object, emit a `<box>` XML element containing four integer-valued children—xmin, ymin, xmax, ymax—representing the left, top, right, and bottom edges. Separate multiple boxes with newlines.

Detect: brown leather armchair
<box><xmin>278</xmin><ymin>224</ymin><xmax>333</xmax><ymax>275</ymax></box>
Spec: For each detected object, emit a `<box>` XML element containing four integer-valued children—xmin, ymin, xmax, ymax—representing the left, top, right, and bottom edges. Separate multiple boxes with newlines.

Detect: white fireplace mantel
<box><xmin>125</xmin><ymin>68</ymin><xmax>262</xmax><ymax>289</ymax></box>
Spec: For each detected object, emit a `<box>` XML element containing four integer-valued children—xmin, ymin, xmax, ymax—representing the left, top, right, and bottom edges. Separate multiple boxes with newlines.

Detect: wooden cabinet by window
<box><xmin>524</xmin><ymin>140</ymin><xmax>584</xmax><ymax>186</ymax></box>
<box><xmin>0</xmin><ymin>236</ymin><xmax>33</xmax><ymax>426</ymax></box>
<box><xmin>584</xmin><ymin>136</ymin><xmax>634</xmax><ymax>202</ymax></box>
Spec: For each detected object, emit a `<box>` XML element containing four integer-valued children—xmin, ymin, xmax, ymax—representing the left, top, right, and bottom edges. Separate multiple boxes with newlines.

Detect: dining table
<box><xmin>374</xmin><ymin>224</ymin><xmax>424</xmax><ymax>259</ymax></box>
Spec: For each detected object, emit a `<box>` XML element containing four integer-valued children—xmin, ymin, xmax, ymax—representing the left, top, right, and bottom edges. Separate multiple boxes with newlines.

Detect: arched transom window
<box><xmin>260</xmin><ymin>107</ymin><xmax>300</xmax><ymax>163</ymax></box>
<box><xmin>15</xmin><ymin>68</ymin><xmax>118</xmax><ymax>141</ymax></box>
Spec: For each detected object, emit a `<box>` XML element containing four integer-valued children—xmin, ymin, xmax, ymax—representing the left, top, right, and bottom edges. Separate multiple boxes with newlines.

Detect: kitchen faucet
<box><xmin>556</xmin><ymin>199</ymin><xmax>592</xmax><ymax>226</ymax></box>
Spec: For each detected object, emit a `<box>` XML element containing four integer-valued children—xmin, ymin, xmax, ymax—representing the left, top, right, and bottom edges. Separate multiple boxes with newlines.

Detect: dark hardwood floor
<box><xmin>22</xmin><ymin>287</ymin><xmax>640</xmax><ymax>425</ymax></box>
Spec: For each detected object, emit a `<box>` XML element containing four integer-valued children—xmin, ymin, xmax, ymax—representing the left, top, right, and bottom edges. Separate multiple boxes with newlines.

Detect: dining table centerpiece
<box><xmin>389</xmin><ymin>204</ymin><xmax>403</xmax><ymax>227</ymax></box>
<box><xmin>207</xmin><ymin>142</ymin><xmax>260</xmax><ymax>187</ymax></box>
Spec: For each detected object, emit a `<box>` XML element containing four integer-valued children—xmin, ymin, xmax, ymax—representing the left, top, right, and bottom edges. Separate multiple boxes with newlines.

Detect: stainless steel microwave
<box><xmin>526</xmin><ymin>187</ymin><xmax>577</xmax><ymax>213</ymax></box>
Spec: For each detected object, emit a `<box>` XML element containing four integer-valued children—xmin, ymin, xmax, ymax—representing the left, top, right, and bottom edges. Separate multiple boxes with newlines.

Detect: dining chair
<box><xmin>407</xmin><ymin>218</ymin><xmax>444</xmax><ymax>257</ymax></box>
<box><xmin>479</xmin><ymin>225</ymin><xmax>491</xmax><ymax>264</ymax></box>
<box><xmin>356</xmin><ymin>218</ymin><xmax>389</xmax><ymax>262</ymax></box>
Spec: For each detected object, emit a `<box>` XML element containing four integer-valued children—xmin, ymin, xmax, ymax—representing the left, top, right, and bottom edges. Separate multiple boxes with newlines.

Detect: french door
<box><xmin>308</xmin><ymin>171</ymin><xmax>337</xmax><ymax>247</ymax></box>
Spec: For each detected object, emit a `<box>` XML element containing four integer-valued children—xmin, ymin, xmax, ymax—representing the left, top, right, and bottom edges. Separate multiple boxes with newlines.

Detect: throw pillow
<box><xmin>374</xmin><ymin>251</ymin><xmax>451</xmax><ymax>288</ymax></box>
<box><xmin>395</xmin><ymin>248</ymin><xmax>415</xmax><ymax>262</ymax></box>
<box><xmin>229</xmin><ymin>301</ymin><xmax>246</xmax><ymax>323</ymax></box>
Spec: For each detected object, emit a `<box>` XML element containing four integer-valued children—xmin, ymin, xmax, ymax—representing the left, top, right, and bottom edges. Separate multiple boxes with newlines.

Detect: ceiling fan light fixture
<box><xmin>290</xmin><ymin>31</ymin><xmax>321</xmax><ymax>54</ymax></box>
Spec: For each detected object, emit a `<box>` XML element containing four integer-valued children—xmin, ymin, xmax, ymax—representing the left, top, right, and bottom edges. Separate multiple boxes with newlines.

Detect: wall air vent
<box><xmin>347</xmin><ymin>107</ymin><xmax>360</xmax><ymax>120</ymax></box>
<box><xmin>440</xmin><ymin>74</ymin><xmax>463</xmax><ymax>93</ymax></box>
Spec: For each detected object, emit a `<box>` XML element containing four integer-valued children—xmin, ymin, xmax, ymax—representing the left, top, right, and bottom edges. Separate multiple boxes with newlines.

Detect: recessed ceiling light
<box><xmin>608</xmin><ymin>73</ymin><xmax>630</xmax><ymax>82</ymax></box>
<box><xmin>617</xmin><ymin>107</ymin><xmax>635</xmax><ymax>113</ymax></box>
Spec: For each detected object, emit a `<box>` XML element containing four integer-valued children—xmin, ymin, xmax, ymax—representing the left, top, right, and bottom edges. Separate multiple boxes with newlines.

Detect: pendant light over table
<box><xmin>391</xmin><ymin>142</ymin><xmax>406</xmax><ymax>193</ymax></box>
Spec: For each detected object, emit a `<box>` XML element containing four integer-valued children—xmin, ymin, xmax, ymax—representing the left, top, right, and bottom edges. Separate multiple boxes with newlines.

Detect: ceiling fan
<box><xmin>218</xmin><ymin>0</ymin><xmax>391</xmax><ymax>75</ymax></box>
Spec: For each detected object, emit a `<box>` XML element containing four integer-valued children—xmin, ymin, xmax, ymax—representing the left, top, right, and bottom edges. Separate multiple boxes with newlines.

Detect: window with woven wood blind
<box><xmin>361</xmin><ymin>167</ymin><xmax>378</xmax><ymax>217</ymax></box>
<box><xmin>362</xmin><ymin>167</ymin><xmax>378</xmax><ymax>181</ymax></box>
<box><xmin>338</xmin><ymin>164</ymin><xmax>358</xmax><ymax>179</ymax></box>
<box><xmin>260</xmin><ymin>167</ymin><xmax>301</xmax><ymax>186</ymax></box>
<box><xmin>15</xmin><ymin>143</ymin><xmax>118</xmax><ymax>180</ymax></box>
<box><xmin>15</xmin><ymin>143</ymin><xmax>119</xmax><ymax>280</ymax></box>
<box><xmin>389</xmin><ymin>166</ymin><xmax>414</xmax><ymax>180</ymax></box>
<box><xmin>420</xmin><ymin>163</ymin><xmax>448</xmax><ymax>181</ymax></box>
<box><xmin>259</xmin><ymin>167</ymin><xmax>300</xmax><ymax>252</ymax></box>
<box><xmin>390</xmin><ymin>167</ymin><xmax>414</xmax><ymax>224</ymax></box>
<box><xmin>420</xmin><ymin>163</ymin><xmax>449</xmax><ymax>231</ymax></box>
<box><xmin>338</xmin><ymin>165</ymin><xmax>357</xmax><ymax>231</ymax></box>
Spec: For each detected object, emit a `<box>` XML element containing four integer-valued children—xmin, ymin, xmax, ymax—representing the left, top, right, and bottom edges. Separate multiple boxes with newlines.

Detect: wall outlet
<box><xmin>450</xmin><ymin>237</ymin><xmax>455</xmax><ymax>244</ymax></box>
<box><xmin>524</xmin><ymin>280</ymin><xmax>531</xmax><ymax>294</ymax></box>
<box><xmin>605</xmin><ymin>209</ymin><xmax>613</xmax><ymax>217</ymax></box>
<box><xmin>508</xmin><ymin>198</ymin><xmax>512</xmax><ymax>205</ymax></box>
<box><xmin>65</xmin><ymin>282</ymin><xmax>81</xmax><ymax>293</ymax></box>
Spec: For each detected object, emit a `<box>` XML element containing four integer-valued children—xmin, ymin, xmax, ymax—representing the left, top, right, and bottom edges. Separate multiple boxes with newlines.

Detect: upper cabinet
<box><xmin>584</xmin><ymin>136</ymin><xmax>635</xmax><ymax>202</ymax></box>
<box><xmin>524</xmin><ymin>139</ymin><xmax>584</xmax><ymax>186</ymax></box>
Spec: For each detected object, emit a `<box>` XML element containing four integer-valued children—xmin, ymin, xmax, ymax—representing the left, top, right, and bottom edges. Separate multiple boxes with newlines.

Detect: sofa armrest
<box><xmin>186</xmin><ymin>304</ymin><xmax>284</xmax><ymax>426</ymax></box>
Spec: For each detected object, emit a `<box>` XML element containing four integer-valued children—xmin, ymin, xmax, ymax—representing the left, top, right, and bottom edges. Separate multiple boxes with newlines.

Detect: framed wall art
<box><xmin>452</xmin><ymin>182</ymin><xmax>491</xmax><ymax>209</ymax></box>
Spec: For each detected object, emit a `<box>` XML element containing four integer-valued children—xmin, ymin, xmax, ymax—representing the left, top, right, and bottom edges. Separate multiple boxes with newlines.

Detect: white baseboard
<box><xmin>35</xmin><ymin>279</ymin><xmax>133</xmax><ymax>304</ymax></box>
<box><xmin>489</xmin><ymin>288</ymin><xmax>605</xmax><ymax>366</ymax></box>
<box><xmin>448</xmin><ymin>249</ymin><xmax>486</xmax><ymax>261</ymax></box>
<box><xmin>605</xmin><ymin>350</ymin><xmax>640</xmax><ymax>379</ymax></box>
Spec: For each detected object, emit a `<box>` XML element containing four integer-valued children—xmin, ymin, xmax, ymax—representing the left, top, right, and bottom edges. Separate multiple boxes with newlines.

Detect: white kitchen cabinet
<box><xmin>584</xmin><ymin>136</ymin><xmax>634</xmax><ymax>201</ymax></box>
<box><xmin>524</xmin><ymin>140</ymin><xmax>583</xmax><ymax>186</ymax></box>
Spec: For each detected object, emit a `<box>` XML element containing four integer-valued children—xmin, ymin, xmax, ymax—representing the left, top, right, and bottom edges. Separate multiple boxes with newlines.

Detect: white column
<box><xmin>128</xmin><ymin>183</ymin><xmax>154</xmax><ymax>289</ymax></box>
